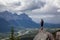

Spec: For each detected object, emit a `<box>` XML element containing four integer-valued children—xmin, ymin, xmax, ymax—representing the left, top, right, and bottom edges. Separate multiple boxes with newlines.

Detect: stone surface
<box><xmin>56</xmin><ymin>32</ymin><xmax>60</xmax><ymax>40</ymax></box>
<box><xmin>33</xmin><ymin>28</ymin><xmax>54</xmax><ymax>40</ymax></box>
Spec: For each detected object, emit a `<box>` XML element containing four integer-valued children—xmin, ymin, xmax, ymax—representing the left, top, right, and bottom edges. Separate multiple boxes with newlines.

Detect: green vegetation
<box><xmin>9</xmin><ymin>26</ymin><xmax>21</xmax><ymax>40</ymax></box>
<box><xmin>9</xmin><ymin>27</ymin><xmax>15</xmax><ymax>40</ymax></box>
<box><xmin>0</xmin><ymin>28</ymin><xmax>60</xmax><ymax>40</ymax></box>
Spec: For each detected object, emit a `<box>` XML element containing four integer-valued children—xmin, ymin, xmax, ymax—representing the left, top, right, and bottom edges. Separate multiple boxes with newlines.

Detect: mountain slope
<box><xmin>0</xmin><ymin>11</ymin><xmax>60</xmax><ymax>32</ymax></box>
<box><xmin>44</xmin><ymin>23</ymin><xmax>60</xmax><ymax>28</ymax></box>
<box><xmin>0</xmin><ymin>11</ymin><xmax>39</xmax><ymax>32</ymax></box>
<box><xmin>0</xmin><ymin>17</ymin><xmax>10</xmax><ymax>32</ymax></box>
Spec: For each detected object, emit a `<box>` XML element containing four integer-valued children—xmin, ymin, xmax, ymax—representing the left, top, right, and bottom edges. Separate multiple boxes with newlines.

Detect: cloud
<box><xmin>26</xmin><ymin>0</ymin><xmax>60</xmax><ymax>23</ymax></box>
<box><xmin>0</xmin><ymin>0</ymin><xmax>21</xmax><ymax>12</ymax></box>
<box><xmin>29</xmin><ymin>15</ymin><xmax>55</xmax><ymax>18</ymax></box>
<box><xmin>0</xmin><ymin>0</ymin><xmax>60</xmax><ymax>23</ymax></box>
<box><xmin>0</xmin><ymin>0</ymin><xmax>45</xmax><ymax>12</ymax></box>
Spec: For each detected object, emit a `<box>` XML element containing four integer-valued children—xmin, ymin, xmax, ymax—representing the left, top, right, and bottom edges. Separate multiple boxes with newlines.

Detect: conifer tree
<box><xmin>10</xmin><ymin>26</ymin><xmax>15</xmax><ymax>40</ymax></box>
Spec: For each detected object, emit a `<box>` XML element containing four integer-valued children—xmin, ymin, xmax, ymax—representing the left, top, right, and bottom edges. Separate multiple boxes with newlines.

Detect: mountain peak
<box><xmin>20</xmin><ymin>13</ymin><xmax>28</xmax><ymax>17</ymax></box>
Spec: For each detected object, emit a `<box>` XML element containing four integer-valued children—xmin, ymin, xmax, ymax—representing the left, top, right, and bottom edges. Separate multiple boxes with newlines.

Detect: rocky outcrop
<box><xmin>33</xmin><ymin>27</ymin><xmax>54</xmax><ymax>40</ymax></box>
<box><xmin>56</xmin><ymin>31</ymin><xmax>60</xmax><ymax>40</ymax></box>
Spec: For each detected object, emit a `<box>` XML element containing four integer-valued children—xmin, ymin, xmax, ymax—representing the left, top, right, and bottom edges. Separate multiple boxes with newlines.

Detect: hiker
<box><xmin>33</xmin><ymin>19</ymin><xmax>54</xmax><ymax>40</ymax></box>
<box><xmin>41</xmin><ymin>19</ymin><xmax>44</xmax><ymax>27</ymax></box>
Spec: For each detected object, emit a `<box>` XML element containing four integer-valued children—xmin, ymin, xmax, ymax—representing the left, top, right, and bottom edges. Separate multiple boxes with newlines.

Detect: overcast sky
<box><xmin>0</xmin><ymin>0</ymin><xmax>60</xmax><ymax>24</ymax></box>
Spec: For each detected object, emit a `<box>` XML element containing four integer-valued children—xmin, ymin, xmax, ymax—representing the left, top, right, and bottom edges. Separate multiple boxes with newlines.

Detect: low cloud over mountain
<box><xmin>0</xmin><ymin>11</ymin><xmax>60</xmax><ymax>33</ymax></box>
<box><xmin>0</xmin><ymin>0</ymin><xmax>60</xmax><ymax>24</ymax></box>
<box><xmin>0</xmin><ymin>11</ymin><xmax>39</xmax><ymax>32</ymax></box>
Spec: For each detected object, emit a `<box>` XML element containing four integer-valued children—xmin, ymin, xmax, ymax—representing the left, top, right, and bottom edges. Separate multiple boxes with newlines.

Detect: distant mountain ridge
<box><xmin>0</xmin><ymin>17</ymin><xmax>10</xmax><ymax>32</ymax></box>
<box><xmin>0</xmin><ymin>11</ymin><xmax>39</xmax><ymax>27</ymax></box>
<box><xmin>44</xmin><ymin>23</ymin><xmax>60</xmax><ymax>28</ymax></box>
<box><xmin>0</xmin><ymin>11</ymin><xmax>60</xmax><ymax>32</ymax></box>
<box><xmin>0</xmin><ymin>11</ymin><xmax>39</xmax><ymax>32</ymax></box>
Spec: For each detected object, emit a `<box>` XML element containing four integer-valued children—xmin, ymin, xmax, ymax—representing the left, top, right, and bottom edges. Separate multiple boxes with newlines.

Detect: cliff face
<box><xmin>56</xmin><ymin>31</ymin><xmax>60</xmax><ymax>40</ymax></box>
<box><xmin>33</xmin><ymin>28</ymin><xmax>54</xmax><ymax>40</ymax></box>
